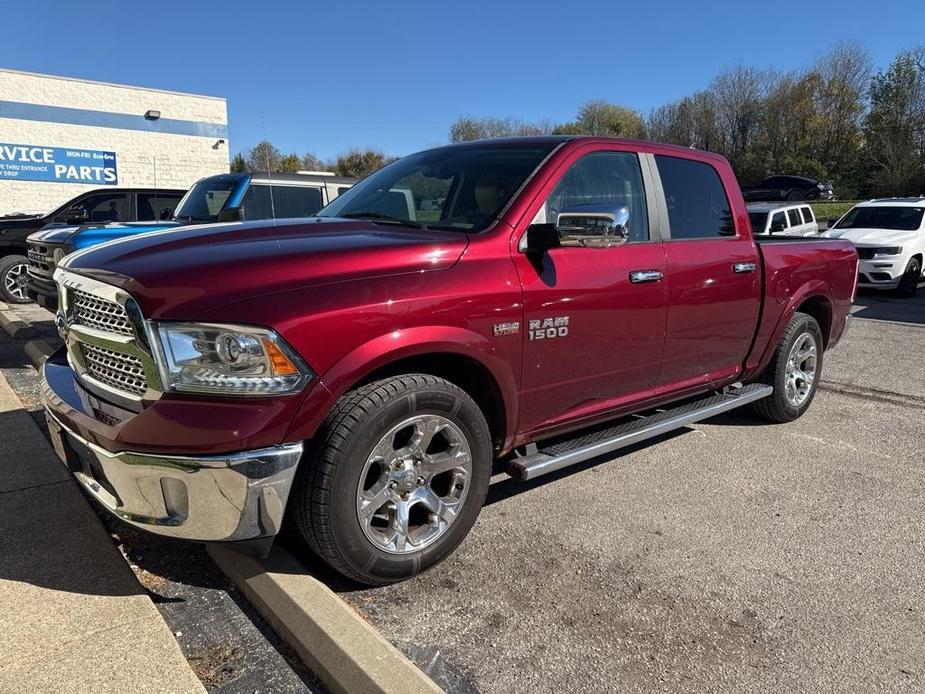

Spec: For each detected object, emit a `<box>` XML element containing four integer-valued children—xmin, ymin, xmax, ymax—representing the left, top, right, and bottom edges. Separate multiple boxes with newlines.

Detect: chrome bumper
<box><xmin>44</xmin><ymin>410</ymin><xmax>303</xmax><ymax>542</ymax></box>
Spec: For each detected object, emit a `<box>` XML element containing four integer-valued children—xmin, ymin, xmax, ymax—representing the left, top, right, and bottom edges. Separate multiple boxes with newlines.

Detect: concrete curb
<box><xmin>0</xmin><ymin>303</ymin><xmax>36</xmax><ymax>339</ymax></box>
<box><xmin>25</xmin><ymin>338</ymin><xmax>58</xmax><ymax>370</ymax></box>
<box><xmin>208</xmin><ymin>546</ymin><xmax>443</xmax><ymax>694</ymax></box>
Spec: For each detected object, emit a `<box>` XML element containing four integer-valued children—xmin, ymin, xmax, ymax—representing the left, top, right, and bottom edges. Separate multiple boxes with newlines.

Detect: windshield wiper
<box><xmin>339</xmin><ymin>212</ymin><xmax>429</xmax><ymax>230</ymax></box>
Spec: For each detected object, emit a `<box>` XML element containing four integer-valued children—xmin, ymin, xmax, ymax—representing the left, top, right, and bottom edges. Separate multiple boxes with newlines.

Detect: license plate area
<box><xmin>45</xmin><ymin>414</ymin><xmax>122</xmax><ymax>503</ymax></box>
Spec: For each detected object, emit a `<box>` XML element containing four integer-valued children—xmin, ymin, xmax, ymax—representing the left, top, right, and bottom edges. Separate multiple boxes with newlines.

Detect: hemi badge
<box><xmin>492</xmin><ymin>321</ymin><xmax>520</xmax><ymax>337</ymax></box>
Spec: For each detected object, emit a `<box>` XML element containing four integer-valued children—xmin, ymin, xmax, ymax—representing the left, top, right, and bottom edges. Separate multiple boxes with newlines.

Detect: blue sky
<box><xmin>3</xmin><ymin>0</ymin><xmax>922</xmax><ymax>160</ymax></box>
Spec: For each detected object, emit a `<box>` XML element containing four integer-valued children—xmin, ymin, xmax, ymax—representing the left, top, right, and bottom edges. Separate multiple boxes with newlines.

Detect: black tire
<box><xmin>750</xmin><ymin>312</ymin><xmax>823</xmax><ymax>423</ymax></box>
<box><xmin>786</xmin><ymin>190</ymin><xmax>805</xmax><ymax>201</ymax></box>
<box><xmin>0</xmin><ymin>255</ymin><xmax>31</xmax><ymax>304</ymax></box>
<box><xmin>292</xmin><ymin>374</ymin><xmax>492</xmax><ymax>585</ymax></box>
<box><xmin>894</xmin><ymin>257</ymin><xmax>921</xmax><ymax>298</ymax></box>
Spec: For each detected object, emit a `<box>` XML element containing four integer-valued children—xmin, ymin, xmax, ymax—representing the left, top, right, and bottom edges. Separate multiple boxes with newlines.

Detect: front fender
<box><xmin>283</xmin><ymin>325</ymin><xmax>519</xmax><ymax>446</ymax></box>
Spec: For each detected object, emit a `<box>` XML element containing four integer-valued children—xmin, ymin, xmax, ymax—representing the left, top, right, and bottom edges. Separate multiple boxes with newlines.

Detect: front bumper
<box><xmin>25</xmin><ymin>273</ymin><xmax>58</xmax><ymax>311</ymax></box>
<box><xmin>42</xmin><ymin>355</ymin><xmax>304</xmax><ymax>542</ymax></box>
<box><xmin>858</xmin><ymin>258</ymin><xmax>903</xmax><ymax>288</ymax></box>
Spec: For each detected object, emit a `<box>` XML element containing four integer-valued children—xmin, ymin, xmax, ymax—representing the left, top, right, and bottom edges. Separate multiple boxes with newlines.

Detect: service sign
<box><xmin>0</xmin><ymin>142</ymin><xmax>118</xmax><ymax>185</ymax></box>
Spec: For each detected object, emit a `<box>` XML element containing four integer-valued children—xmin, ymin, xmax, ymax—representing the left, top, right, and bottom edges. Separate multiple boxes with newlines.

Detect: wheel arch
<box><xmin>285</xmin><ymin>326</ymin><xmax>518</xmax><ymax>454</ymax></box>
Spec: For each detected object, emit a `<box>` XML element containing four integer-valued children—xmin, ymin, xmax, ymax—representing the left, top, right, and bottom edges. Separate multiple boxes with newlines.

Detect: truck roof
<box><xmin>861</xmin><ymin>197</ymin><xmax>925</xmax><ymax>206</ymax></box>
<box><xmin>431</xmin><ymin>136</ymin><xmax>726</xmax><ymax>160</ymax></box>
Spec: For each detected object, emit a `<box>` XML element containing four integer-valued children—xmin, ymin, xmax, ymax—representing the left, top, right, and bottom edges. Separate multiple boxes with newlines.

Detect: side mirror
<box><xmin>217</xmin><ymin>206</ymin><xmax>244</xmax><ymax>223</ymax></box>
<box><xmin>65</xmin><ymin>207</ymin><xmax>89</xmax><ymax>225</ymax></box>
<box><xmin>522</xmin><ymin>223</ymin><xmax>561</xmax><ymax>255</ymax></box>
<box><xmin>556</xmin><ymin>204</ymin><xmax>630</xmax><ymax>248</ymax></box>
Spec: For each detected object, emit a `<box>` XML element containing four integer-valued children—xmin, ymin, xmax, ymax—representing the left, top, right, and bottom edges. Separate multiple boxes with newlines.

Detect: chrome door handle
<box><xmin>733</xmin><ymin>262</ymin><xmax>757</xmax><ymax>274</ymax></box>
<box><xmin>629</xmin><ymin>270</ymin><xmax>664</xmax><ymax>284</ymax></box>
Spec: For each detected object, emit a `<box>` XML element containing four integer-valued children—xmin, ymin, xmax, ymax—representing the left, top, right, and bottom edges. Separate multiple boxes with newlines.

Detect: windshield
<box><xmin>174</xmin><ymin>176</ymin><xmax>241</xmax><ymax>222</ymax></box>
<box><xmin>748</xmin><ymin>211</ymin><xmax>768</xmax><ymax>232</ymax></box>
<box><xmin>835</xmin><ymin>206</ymin><xmax>924</xmax><ymax>231</ymax></box>
<box><xmin>317</xmin><ymin>144</ymin><xmax>558</xmax><ymax>231</ymax></box>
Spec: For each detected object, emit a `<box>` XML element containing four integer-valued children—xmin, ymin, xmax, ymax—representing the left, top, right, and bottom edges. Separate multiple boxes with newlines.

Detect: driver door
<box><xmin>512</xmin><ymin>147</ymin><xmax>668</xmax><ymax>436</ymax></box>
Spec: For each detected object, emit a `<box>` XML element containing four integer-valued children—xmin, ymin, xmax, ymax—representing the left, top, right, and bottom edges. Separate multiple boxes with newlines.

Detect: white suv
<box><xmin>823</xmin><ymin>198</ymin><xmax>925</xmax><ymax>298</ymax></box>
<box><xmin>747</xmin><ymin>202</ymin><xmax>818</xmax><ymax>237</ymax></box>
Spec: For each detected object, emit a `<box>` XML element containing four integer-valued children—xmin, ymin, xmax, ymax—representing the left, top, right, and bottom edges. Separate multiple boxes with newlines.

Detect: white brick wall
<box><xmin>0</xmin><ymin>69</ymin><xmax>229</xmax><ymax>216</ymax></box>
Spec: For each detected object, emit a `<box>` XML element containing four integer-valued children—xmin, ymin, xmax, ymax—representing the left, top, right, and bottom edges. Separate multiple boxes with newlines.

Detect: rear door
<box><xmin>513</xmin><ymin>145</ymin><xmax>669</xmax><ymax>434</ymax></box>
<box><xmin>786</xmin><ymin>207</ymin><xmax>804</xmax><ymax>236</ymax></box>
<box><xmin>653</xmin><ymin>153</ymin><xmax>761</xmax><ymax>391</ymax></box>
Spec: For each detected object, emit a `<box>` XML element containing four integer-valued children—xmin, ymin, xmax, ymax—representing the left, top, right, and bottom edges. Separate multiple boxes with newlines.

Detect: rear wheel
<box><xmin>292</xmin><ymin>374</ymin><xmax>492</xmax><ymax>585</ymax></box>
<box><xmin>894</xmin><ymin>257</ymin><xmax>921</xmax><ymax>298</ymax></box>
<box><xmin>750</xmin><ymin>312</ymin><xmax>822</xmax><ymax>423</ymax></box>
<box><xmin>0</xmin><ymin>255</ymin><xmax>31</xmax><ymax>304</ymax></box>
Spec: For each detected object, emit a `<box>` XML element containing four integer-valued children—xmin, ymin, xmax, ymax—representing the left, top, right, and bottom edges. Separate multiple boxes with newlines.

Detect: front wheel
<box><xmin>786</xmin><ymin>190</ymin><xmax>805</xmax><ymax>201</ymax></box>
<box><xmin>894</xmin><ymin>257</ymin><xmax>921</xmax><ymax>298</ymax></box>
<box><xmin>292</xmin><ymin>374</ymin><xmax>492</xmax><ymax>585</ymax></box>
<box><xmin>0</xmin><ymin>255</ymin><xmax>31</xmax><ymax>304</ymax></box>
<box><xmin>750</xmin><ymin>312</ymin><xmax>823</xmax><ymax>423</ymax></box>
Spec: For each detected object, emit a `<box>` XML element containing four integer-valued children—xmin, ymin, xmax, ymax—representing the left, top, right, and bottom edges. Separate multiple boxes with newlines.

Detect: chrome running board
<box><xmin>507</xmin><ymin>384</ymin><xmax>773</xmax><ymax>481</ymax></box>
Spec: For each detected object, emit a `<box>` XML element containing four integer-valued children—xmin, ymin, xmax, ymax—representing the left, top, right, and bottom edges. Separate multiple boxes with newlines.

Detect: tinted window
<box><xmin>174</xmin><ymin>177</ymin><xmax>239</xmax><ymax>222</ymax></box>
<box><xmin>835</xmin><ymin>206</ymin><xmax>924</xmax><ymax>231</ymax></box>
<box><xmin>82</xmin><ymin>193</ymin><xmax>128</xmax><ymax>223</ymax></box>
<box><xmin>319</xmin><ymin>144</ymin><xmax>556</xmax><ymax>231</ymax></box>
<box><xmin>137</xmin><ymin>193</ymin><xmax>181</xmax><ymax>221</ymax></box>
<box><xmin>800</xmin><ymin>207</ymin><xmax>814</xmax><ymax>223</ymax></box>
<box><xmin>770</xmin><ymin>211</ymin><xmax>786</xmax><ymax>232</ymax></box>
<box><xmin>543</xmin><ymin>151</ymin><xmax>649</xmax><ymax>244</ymax></box>
<box><xmin>787</xmin><ymin>209</ymin><xmax>802</xmax><ymax>226</ymax></box>
<box><xmin>656</xmin><ymin>155</ymin><xmax>734</xmax><ymax>239</ymax></box>
<box><xmin>748</xmin><ymin>211</ymin><xmax>768</xmax><ymax>233</ymax></box>
<box><xmin>338</xmin><ymin>186</ymin><xmax>352</xmax><ymax>197</ymax></box>
<box><xmin>240</xmin><ymin>184</ymin><xmax>324</xmax><ymax>220</ymax></box>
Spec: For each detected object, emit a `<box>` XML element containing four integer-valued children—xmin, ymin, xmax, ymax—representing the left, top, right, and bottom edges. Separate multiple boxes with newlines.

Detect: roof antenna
<box><xmin>260</xmin><ymin>110</ymin><xmax>277</xmax><ymax>221</ymax></box>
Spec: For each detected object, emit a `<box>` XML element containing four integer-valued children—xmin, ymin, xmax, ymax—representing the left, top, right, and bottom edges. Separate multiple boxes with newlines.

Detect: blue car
<box><xmin>26</xmin><ymin>171</ymin><xmax>355</xmax><ymax>309</ymax></box>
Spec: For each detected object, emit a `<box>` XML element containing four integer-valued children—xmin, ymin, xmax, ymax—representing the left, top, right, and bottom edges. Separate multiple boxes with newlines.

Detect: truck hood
<box><xmin>61</xmin><ymin>218</ymin><xmax>469</xmax><ymax>319</ymax></box>
<box><xmin>822</xmin><ymin>227</ymin><xmax>920</xmax><ymax>245</ymax></box>
<box><xmin>29</xmin><ymin>221</ymin><xmax>181</xmax><ymax>250</ymax></box>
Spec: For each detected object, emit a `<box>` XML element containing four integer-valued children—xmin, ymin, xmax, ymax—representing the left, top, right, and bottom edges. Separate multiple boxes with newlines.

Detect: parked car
<box><xmin>741</xmin><ymin>175</ymin><xmax>835</xmax><ymax>202</ymax></box>
<box><xmin>822</xmin><ymin>197</ymin><xmax>925</xmax><ymax>297</ymax></box>
<box><xmin>26</xmin><ymin>172</ymin><xmax>354</xmax><ymax>310</ymax></box>
<box><xmin>0</xmin><ymin>187</ymin><xmax>184</xmax><ymax>303</ymax></box>
<box><xmin>41</xmin><ymin>137</ymin><xmax>857</xmax><ymax>585</ymax></box>
<box><xmin>747</xmin><ymin>203</ymin><xmax>818</xmax><ymax>237</ymax></box>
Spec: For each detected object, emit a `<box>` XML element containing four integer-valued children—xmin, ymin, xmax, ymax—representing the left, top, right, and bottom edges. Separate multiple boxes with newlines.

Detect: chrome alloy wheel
<box><xmin>3</xmin><ymin>262</ymin><xmax>29</xmax><ymax>301</ymax></box>
<box><xmin>356</xmin><ymin>414</ymin><xmax>472</xmax><ymax>554</ymax></box>
<box><xmin>784</xmin><ymin>332</ymin><xmax>818</xmax><ymax>407</ymax></box>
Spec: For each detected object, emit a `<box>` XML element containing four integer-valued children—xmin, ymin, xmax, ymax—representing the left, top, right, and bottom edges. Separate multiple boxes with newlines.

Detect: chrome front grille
<box><xmin>79</xmin><ymin>344</ymin><xmax>148</xmax><ymax>396</ymax></box>
<box><xmin>71</xmin><ymin>288</ymin><xmax>134</xmax><ymax>336</ymax></box>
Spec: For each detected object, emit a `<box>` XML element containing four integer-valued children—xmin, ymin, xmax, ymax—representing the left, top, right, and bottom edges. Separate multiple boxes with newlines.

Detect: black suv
<box><xmin>740</xmin><ymin>175</ymin><xmax>835</xmax><ymax>203</ymax></box>
<box><xmin>0</xmin><ymin>187</ymin><xmax>184</xmax><ymax>303</ymax></box>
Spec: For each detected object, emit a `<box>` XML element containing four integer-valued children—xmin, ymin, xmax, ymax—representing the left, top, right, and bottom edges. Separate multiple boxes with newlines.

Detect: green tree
<box><xmin>573</xmin><ymin>100</ymin><xmax>646</xmax><ymax>138</ymax></box>
<box><xmin>246</xmin><ymin>140</ymin><xmax>283</xmax><ymax>172</ymax></box>
<box><xmin>864</xmin><ymin>47</ymin><xmax>925</xmax><ymax>196</ymax></box>
<box><xmin>278</xmin><ymin>153</ymin><xmax>302</xmax><ymax>173</ymax></box>
<box><xmin>334</xmin><ymin>149</ymin><xmax>394</xmax><ymax>178</ymax></box>
<box><xmin>230</xmin><ymin>152</ymin><xmax>248</xmax><ymax>173</ymax></box>
<box><xmin>448</xmin><ymin>116</ymin><xmax>552</xmax><ymax>142</ymax></box>
<box><xmin>301</xmin><ymin>152</ymin><xmax>328</xmax><ymax>172</ymax></box>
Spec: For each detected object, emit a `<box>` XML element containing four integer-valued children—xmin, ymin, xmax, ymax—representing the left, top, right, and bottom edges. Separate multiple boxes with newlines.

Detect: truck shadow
<box><xmin>850</xmin><ymin>288</ymin><xmax>925</xmax><ymax>326</ymax></box>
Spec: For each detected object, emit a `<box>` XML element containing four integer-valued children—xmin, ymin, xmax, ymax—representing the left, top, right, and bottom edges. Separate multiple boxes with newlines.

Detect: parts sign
<box><xmin>0</xmin><ymin>142</ymin><xmax>118</xmax><ymax>185</ymax></box>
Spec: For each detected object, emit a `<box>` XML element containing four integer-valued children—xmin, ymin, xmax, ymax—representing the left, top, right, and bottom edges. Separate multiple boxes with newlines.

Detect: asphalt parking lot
<box><xmin>3</xmin><ymin>289</ymin><xmax>924</xmax><ymax>693</ymax></box>
<box><xmin>331</xmin><ymin>290</ymin><xmax>925</xmax><ymax>693</ymax></box>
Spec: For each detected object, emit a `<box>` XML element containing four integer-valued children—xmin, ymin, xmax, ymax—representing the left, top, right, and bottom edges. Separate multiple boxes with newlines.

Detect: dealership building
<box><xmin>0</xmin><ymin>68</ymin><xmax>229</xmax><ymax>216</ymax></box>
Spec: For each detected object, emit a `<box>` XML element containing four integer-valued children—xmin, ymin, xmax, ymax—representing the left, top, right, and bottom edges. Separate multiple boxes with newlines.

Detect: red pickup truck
<box><xmin>42</xmin><ymin>137</ymin><xmax>857</xmax><ymax>584</ymax></box>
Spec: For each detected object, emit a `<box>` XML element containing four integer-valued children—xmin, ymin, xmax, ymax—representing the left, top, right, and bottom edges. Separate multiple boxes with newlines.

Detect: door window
<box><xmin>82</xmin><ymin>193</ymin><xmax>129</xmax><ymax>223</ymax></box>
<box><xmin>655</xmin><ymin>156</ymin><xmax>735</xmax><ymax>239</ymax></box>
<box><xmin>542</xmin><ymin>151</ymin><xmax>649</xmax><ymax>244</ymax></box>
<box><xmin>787</xmin><ymin>208</ymin><xmax>802</xmax><ymax>227</ymax></box>
<box><xmin>137</xmin><ymin>193</ymin><xmax>182</xmax><ymax>221</ymax></box>
<box><xmin>240</xmin><ymin>184</ymin><xmax>324</xmax><ymax>219</ymax></box>
<box><xmin>800</xmin><ymin>207</ymin><xmax>814</xmax><ymax>224</ymax></box>
<box><xmin>770</xmin><ymin>211</ymin><xmax>786</xmax><ymax>232</ymax></box>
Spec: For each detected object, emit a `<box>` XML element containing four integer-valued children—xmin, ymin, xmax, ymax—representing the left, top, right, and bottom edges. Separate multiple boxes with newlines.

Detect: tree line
<box><xmin>234</xmin><ymin>42</ymin><xmax>924</xmax><ymax>197</ymax></box>
<box><xmin>449</xmin><ymin>43</ymin><xmax>925</xmax><ymax>198</ymax></box>
<box><xmin>231</xmin><ymin>142</ymin><xmax>396</xmax><ymax>179</ymax></box>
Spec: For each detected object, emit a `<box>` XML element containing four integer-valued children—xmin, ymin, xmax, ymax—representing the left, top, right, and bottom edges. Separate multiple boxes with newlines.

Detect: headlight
<box><xmin>154</xmin><ymin>322</ymin><xmax>312</xmax><ymax>395</ymax></box>
<box><xmin>873</xmin><ymin>247</ymin><xmax>902</xmax><ymax>257</ymax></box>
<box><xmin>817</xmin><ymin>183</ymin><xmax>826</xmax><ymax>189</ymax></box>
